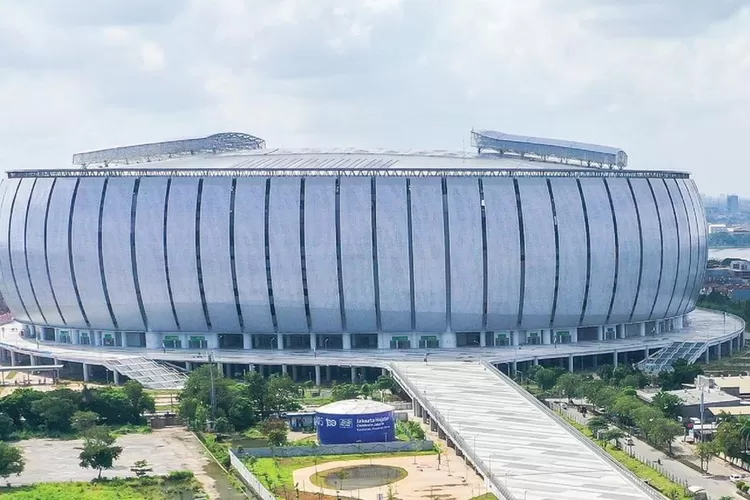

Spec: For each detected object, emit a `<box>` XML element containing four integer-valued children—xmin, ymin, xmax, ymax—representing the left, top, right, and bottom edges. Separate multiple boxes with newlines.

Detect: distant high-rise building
<box><xmin>728</xmin><ymin>194</ymin><xmax>740</xmax><ymax>213</ymax></box>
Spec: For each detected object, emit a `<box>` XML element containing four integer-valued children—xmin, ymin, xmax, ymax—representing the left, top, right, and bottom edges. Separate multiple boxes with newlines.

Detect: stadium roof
<box><xmin>8</xmin><ymin>148</ymin><xmax>687</xmax><ymax>179</ymax></box>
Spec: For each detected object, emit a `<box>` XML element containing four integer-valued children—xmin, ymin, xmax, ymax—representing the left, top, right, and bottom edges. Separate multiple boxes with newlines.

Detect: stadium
<box><xmin>0</xmin><ymin>130</ymin><xmax>710</xmax><ymax>352</ymax></box>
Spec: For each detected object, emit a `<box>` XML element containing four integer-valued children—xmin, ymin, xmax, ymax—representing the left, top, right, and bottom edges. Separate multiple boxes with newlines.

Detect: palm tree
<box><xmin>739</xmin><ymin>416</ymin><xmax>750</xmax><ymax>452</ymax></box>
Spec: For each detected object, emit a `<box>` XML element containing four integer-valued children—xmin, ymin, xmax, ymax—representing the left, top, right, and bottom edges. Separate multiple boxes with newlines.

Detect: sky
<box><xmin>1</xmin><ymin>0</ymin><xmax>749</xmax><ymax>195</ymax></box>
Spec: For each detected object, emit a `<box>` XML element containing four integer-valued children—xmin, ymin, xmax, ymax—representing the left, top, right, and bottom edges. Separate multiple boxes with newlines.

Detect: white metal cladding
<box><xmin>25</xmin><ymin>178</ymin><xmax>64</xmax><ymax>326</ymax></box>
<box><xmin>679</xmin><ymin>179</ymin><xmax>702</xmax><ymax>312</ymax></box>
<box><xmin>10</xmin><ymin>179</ymin><xmax>43</xmax><ymax>323</ymax></box>
<box><xmin>605</xmin><ymin>178</ymin><xmax>641</xmax><ymax>324</ymax></box>
<box><xmin>268</xmin><ymin>178</ymin><xmax>307</xmax><ymax>332</ymax></box>
<box><xmin>233</xmin><ymin>178</ymin><xmax>274</xmax><ymax>332</ymax></box>
<box><xmin>665</xmin><ymin>179</ymin><xmax>691</xmax><ymax>317</ymax></box>
<box><xmin>629</xmin><ymin>179</ymin><xmax>661</xmax><ymax>322</ymax></box>
<box><xmin>304</xmin><ymin>178</ymin><xmax>342</xmax><ymax>332</ymax></box>
<box><xmin>483</xmin><ymin>178</ymin><xmax>522</xmax><ymax>330</ymax></box>
<box><xmin>549</xmin><ymin>179</ymin><xmax>587</xmax><ymax>327</ymax></box>
<box><xmin>70</xmin><ymin>178</ymin><xmax>113</xmax><ymax>330</ymax></box>
<box><xmin>518</xmin><ymin>179</ymin><xmax>556</xmax><ymax>329</ymax></box>
<box><xmin>165</xmin><ymin>178</ymin><xmax>206</xmax><ymax>331</ymax></box>
<box><xmin>684</xmin><ymin>179</ymin><xmax>707</xmax><ymax>303</ymax></box>
<box><xmin>199</xmin><ymin>178</ymin><xmax>241</xmax><ymax>332</ymax></box>
<box><xmin>339</xmin><ymin>178</ymin><xmax>377</xmax><ymax>332</ymax></box>
<box><xmin>650</xmin><ymin>179</ymin><xmax>677</xmax><ymax>320</ymax></box>
<box><xmin>447</xmin><ymin>178</ymin><xmax>483</xmax><ymax>331</ymax></box>
<box><xmin>0</xmin><ymin>179</ymin><xmax>23</xmax><ymax>318</ymax></box>
<box><xmin>410</xmin><ymin>178</ymin><xmax>447</xmax><ymax>332</ymax></box>
<box><xmin>46</xmin><ymin>178</ymin><xmax>86</xmax><ymax>327</ymax></box>
<box><xmin>579</xmin><ymin>179</ymin><xmax>616</xmax><ymax>326</ymax></box>
<box><xmin>101</xmin><ymin>178</ymin><xmax>144</xmax><ymax>330</ymax></box>
<box><xmin>134</xmin><ymin>178</ymin><xmax>177</xmax><ymax>332</ymax></box>
<box><xmin>375</xmin><ymin>178</ymin><xmax>411</xmax><ymax>332</ymax></box>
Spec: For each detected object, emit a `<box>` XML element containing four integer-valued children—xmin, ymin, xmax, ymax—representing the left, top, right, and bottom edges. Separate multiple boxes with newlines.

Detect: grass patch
<box><xmin>468</xmin><ymin>495</ymin><xmax>498</xmax><ymax>500</ymax></box>
<box><xmin>0</xmin><ymin>474</ymin><xmax>204</xmax><ymax>499</ymax></box>
<box><xmin>245</xmin><ymin>450</ymin><xmax>436</xmax><ymax>493</ymax></box>
<box><xmin>111</xmin><ymin>424</ymin><xmax>153</xmax><ymax>436</ymax></box>
<box><xmin>563</xmin><ymin>417</ymin><xmax>691</xmax><ymax>500</ymax></box>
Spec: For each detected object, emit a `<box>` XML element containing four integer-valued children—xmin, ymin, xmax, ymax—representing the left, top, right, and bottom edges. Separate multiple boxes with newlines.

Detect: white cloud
<box><xmin>0</xmin><ymin>0</ymin><xmax>749</xmax><ymax>194</ymax></box>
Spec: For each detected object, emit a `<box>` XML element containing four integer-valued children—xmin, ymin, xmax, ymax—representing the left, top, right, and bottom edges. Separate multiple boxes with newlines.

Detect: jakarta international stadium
<box><xmin>0</xmin><ymin>130</ymin><xmax>744</xmax><ymax>499</ymax></box>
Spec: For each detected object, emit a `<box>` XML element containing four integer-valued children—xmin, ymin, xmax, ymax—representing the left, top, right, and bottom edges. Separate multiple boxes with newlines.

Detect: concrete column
<box><xmin>381</xmin><ymin>367</ymin><xmax>388</xmax><ymax>376</ymax></box>
<box><xmin>351</xmin><ymin>366</ymin><xmax>357</xmax><ymax>383</ymax></box>
<box><xmin>185</xmin><ymin>361</ymin><xmax>193</xmax><ymax>372</ymax></box>
<box><xmin>674</xmin><ymin>315</ymin><xmax>684</xmax><ymax>330</ymax></box>
<box><xmin>718</xmin><ymin>344</ymin><xmax>723</xmax><ymax>361</ymax></box>
<box><xmin>443</xmin><ymin>331</ymin><xmax>456</xmax><ymax>348</ymax></box>
<box><xmin>571</xmin><ymin>329</ymin><xmax>578</xmax><ymax>343</ymax></box>
<box><xmin>145</xmin><ymin>332</ymin><xmax>162</xmax><ymax>349</ymax></box>
<box><xmin>613</xmin><ymin>351</ymin><xmax>618</xmax><ymax>367</ymax></box>
<box><xmin>315</xmin><ymin>365</ymin><xmax>322</xmax><ymax>385</ymax></box>
<box><xmin>243</xmin><ymin>333</ymin><xmax>252</xmax><ymax>350</ymax></box>
<box><xmin>639</xmin><ymin>323</ymin><xmax>646</xmax><ymax>337</ymax></box>
<box><xmin>542</xmin><ymin>330</ymin><xmax>551</xmax><ymax>345</ymax></box>
<box><xmin>310</xmin><ymin>332</ymin><xmax>317</xmax><ymax>350</ymax></box>
<box><xmin>112</xmin><ymin>370</ymin><xmax>120</xmax><ymax>385</ymax></box>
<box><xmin>479</xmin><ymin>332</ymin><xmax>487</xmax><ymax>347</ymax></box>
<box><xmin>276</xmin><ymin>333</ymin><xmax>283</xmax><ymax>350</ymax></box>
<box><xmin>325</xmin><ymin>365</ymin><xmax>331</xmax><ymax>383</ymax></box>
<box><xmin>705</xmin><ymin>346</ymin><xmax>710</xmax><ymax>363</ymax></box>
<box><xmin>30</xmin><ymin>354</ymin><xmax>37</xmax><ymax>366</ymax></box>
<box><xmin>510</xmin><ymin>331</ymin><xmax>516</xmax><ymax>346</ymax></box>
<box><xmin>729</xmin><ymin>339</ymin><xmax>734</xmax><ymax>356</ymax></box>
<box><xmin>512</xmin><ymin>360</ymin><xmax>518</xmax><ymax>375</ymax></box>
<box><xmin>291</xmin><ymin>365</ymin><xmax>298</xmax><ymax>381</ymax></box>
<box><xmin>342</xmin><ymin>332</ymin><xmax>352</xmax><ymax>350</ymax></box>
<box><xmin>592</xmin><ymin>354</ymin><xmax>598</xmax><ymax>369</ymax></box>
<box><xmin>533</xmin><ymin>357</ymin><xmax>539</xmax><ymax>366</ymax></box>
<box><xmin>568</xmin><ymin>354</ymin><xmax>574</xmax><ymax>372</ymax></box>
<box><xmin>281</xmin><ymin>364</ymin><xmax>288</xmax><ymax>376</ymax></box>
<box><xmin>82</xmin><ymin>363</ymin><xmax>90</xmax><ymax>382</ymax></box>
<box><xmin>247</xmin><ymin>364</ymin><xmax>255</xmax><ymax>373</ymax></box>
<box><xmin>597</xmin><ymin>326</ymin><xmax>604</xmax><ymax>341</ymax></box>
<box><xmin>644</xmin><ymin>347</ymin><xmax>650</xmax><ymax>359</ymax></box>
<box><xmin>10</xmin><ymin>350</ymin><xmax>17</xmax><ymax>367</ymax></box>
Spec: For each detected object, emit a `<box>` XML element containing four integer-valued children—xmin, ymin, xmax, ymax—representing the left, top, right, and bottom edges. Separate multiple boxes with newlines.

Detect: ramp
<box><xmin>104</xmin><ymin>356</ymin><xmax>186</xmax><ymax>390</ymax></box>
<box><xmin>391</xmin><ymin>360</ymin><xmax>663</xmax><ymax>500</ymax></box>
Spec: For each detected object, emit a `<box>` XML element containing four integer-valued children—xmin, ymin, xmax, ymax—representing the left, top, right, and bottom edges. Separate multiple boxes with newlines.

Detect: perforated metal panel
<box><xmin>650</xmin><ymin>179</ymin><xmax>677</xmax><ymax>320</ymax></box>
<box><xmin>629</xmin><ymin>179</ymin><xmax>661</xmax><ymax>323</ymax></box>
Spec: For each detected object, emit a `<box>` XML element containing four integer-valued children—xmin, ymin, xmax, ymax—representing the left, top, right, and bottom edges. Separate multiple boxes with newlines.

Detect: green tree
<box><xmin>611</xmin><ymin>395</ymin><xmax>644</xmax><ymax>427</ymax></box>
<box><xmin>715</xmin><ymin>418</ymin><xmax>744</xmax><ymax>465</ymax></box>
<box><xmin>601</xmin><ymin>428</ymin><xmax>625</xmax><ymax>449</ymax></box>
<box><xmin>651</xmin><ymin>392</ymin><xmax>683</xmax><ymax>420</ymax></box>
<box><xmin>0</xmin><ymin>389</ymin><xmax>45</xmax><ymax>427</ymax></box>
<box><xmin>595</xmin><ymin>365</ymin><xmax>614</xmax><ymax>383</ymax></box>
<box><xmin>695</xmin><ymin>440</ymin><xmax>717</xmax><ymax>472</ymax></box>
<box><xmin>0</xmin><ymin>442</ymin><xmax>24</xmax><ymax>483</ymax></box>
<box><xmin>644</xmin><ymin>418</ymin><xmax>682</xmax><ymax>454</ymax></box>
<box><xmin>265</xmin><ymin>375</ymin><xmax>301</xmax><ymax>415</ymax></box>
<box><xmin>70</xmin><ymin>411</ymin><xmax>99</xmax><ymax>434</ymax></box>
<box><xmin>0</xmin><ymin>412</ymin><xmax>15</xmax><ymax>440</ymax></box>
<box><xmin>260</xmin><ymin>418</ymin><xmax>288</xmax><ymax>447</ymax></box>
<box><xmin>534</xmin><ymin>367</ymin><xmax>560</xmax><ymax>391</ymax></box>
<box><xmin>587</xmin><ymin>416</ymin><xmax>609</xmax><ymax>437</ymax></box>
<box><xmin>122</xmin><ymin>381</ymin><xmax>155</xmax><ymax>419</ymax></box>
<box><xmin>331</xmin><ymin>384</ymin><xmax>360</xmax><ymax>401</ymax></box>
<box><xmin>78</xmin><ymin>426</ymin><xmax>123</xmax><ymax>479</ymax></box>
<box><xmin>31</xmin><ymin>392</ymin><xmax>79</xmax><ymax>432</ymax></box>
<box><xmin>554</xmin><ymin>373</ymin><xmax>584</xmax><ymax>402</ymax></box>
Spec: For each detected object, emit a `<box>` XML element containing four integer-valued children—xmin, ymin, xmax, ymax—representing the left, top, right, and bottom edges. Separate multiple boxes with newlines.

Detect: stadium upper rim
<box><xmin>5</xmin><ymin>130</ymin><xmax>689</xmax><ymax>179</ymax></box>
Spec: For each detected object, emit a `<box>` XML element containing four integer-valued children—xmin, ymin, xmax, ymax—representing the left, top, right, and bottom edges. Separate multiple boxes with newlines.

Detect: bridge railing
<box><xmin>388</xmin><ymin>363</ymin><xmax>518</xmax><ymax>500</ymax></box>
<box><xmin>481</xmin><ymin>360</ymin><xmax>667</xmax><ymax>500</ymax></box>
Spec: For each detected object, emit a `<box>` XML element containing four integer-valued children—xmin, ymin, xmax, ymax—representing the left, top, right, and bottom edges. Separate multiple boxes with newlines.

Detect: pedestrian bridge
<box><xmin>390</xmin><ymin>360</ymin><xmax>663</xmax><ymax>500</ymax></box>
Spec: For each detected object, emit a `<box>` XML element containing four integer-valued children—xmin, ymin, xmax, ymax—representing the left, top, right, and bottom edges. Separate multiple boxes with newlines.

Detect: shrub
<box><xmin>166</xmin><ymin>470</ymin><xmax>195</xmax><ymax>481</ymax></box>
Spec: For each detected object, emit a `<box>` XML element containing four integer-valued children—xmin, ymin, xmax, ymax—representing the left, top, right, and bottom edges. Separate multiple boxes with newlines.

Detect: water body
<box><xmin>708</xmin><ymin>247</ymin><xmax>750</xmax><ymax>261</ymax></box>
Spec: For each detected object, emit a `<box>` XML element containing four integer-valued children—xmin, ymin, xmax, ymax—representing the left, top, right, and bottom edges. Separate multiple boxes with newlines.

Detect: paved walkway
<box><xmin>393</xmin><ymin>361</ymin><xmax>660</xmax><ymax>500</ymax></box>
<box><xmin>556</xmin><ymin>404</ymin><xmax>738</xmax><ymax>499</ymax></box>
<box><xmin>0</xmin><ymin>309</ymin><xmax>742</xmax><ymax>370</ymax></box>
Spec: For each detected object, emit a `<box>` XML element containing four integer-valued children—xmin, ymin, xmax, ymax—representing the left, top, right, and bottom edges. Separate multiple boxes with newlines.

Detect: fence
<box><xmin>229</xmin><ymin>449</ymin><xmax>275</xmax><ymax>500</ymax></box>
<box><xmin>235</xmin><ymin>439</ymin><xmax>434</xmax><ymax>458</ymax></box>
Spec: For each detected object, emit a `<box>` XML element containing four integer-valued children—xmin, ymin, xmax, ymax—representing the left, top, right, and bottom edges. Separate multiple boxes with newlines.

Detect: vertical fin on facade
<box><xmin>265</xmin><ymin>178</ymin><xmax>279</xmax><ymax>333</ymax></box>
<box><xmin>371</xmin><ymin>177</ymin><xmax>382</xmax><ymax>332</ymax></box>
<box><xmin>24</xmin><ymin>179</ymin><xmax>47</xmax><ymax>324</ymax></box>
<box><xmin>162</xmin><ymin>179</ymin><xmax>181</xmax><ymax>331</ymax></box>
<box><xmin>130</xmin><ymin>178</ymin><xmax>149</xmax><ymax>330</ymax></box>
<box><xmin>406</xmin><ymin>179</ymin><xmax>416</xmax><ymax>331</ymax></box>
<box><xmin>194</xmin><ymin>179</ymin><xmax>212</xmax><ymax>330</ymax></box>
<box><xmin>441</xmin><ymin>178</ymin><xmax>452</xmax><ymax>332</ymax></box>
<box><xmin>576</xmin><ymin>179</ymin><xmax>591</xmax><ymax>326</ymax></box>
<box><xmin>646</xmin><ymin>179</ymin><xmax>665</xmax><ymax>320</ymax></box>
<box><xmin>626</xmin><ymin>179</ymin><xmax>645</xmax><ymax>323</ymax></box>
<box><xmin>228</xmin><ymin>178</ymin><xmax>245</xmax><ymax>331</ymax></box>
<box><xmin>98</xmin><ymin>179</ymin><xmax>119</xmax><ymax>329</ymax></box>
<box><xmin>8</xmin><ymin>180</ymin><xmax>32</xmax><ymax>322</ymax></box>
<box><xmin>603</xmin><ymin>179</ymin><xmax>620</xmax><ymax>325</ymax></box>
<box><xmin>43</xmin><ymin>179</ymin><xmax>66</xmax><ymax>325</ymax></box>
<box><xmin>68</xmin><ymin>178</ymin><xmax>90</xmax><ymax>327</ymax></box>
<box><xmin>334</xmin><ymin>177</ymin><xmax>347</xmax><ymax>332</ymax></box>
<box><xmin>513</xmin><ymin>179</ymin><xmax>526</xmax><ymax>328</ymax></box>
<box><xmin>546</xmin><ymin>179</ymin><xmax>561</xmax><ymax>327</ymax></box>
<box><xmin>662</xmin><ymin>179</ymin><xmax>681</xmax><ymax>316</ymax></box>
<box><xmin>478</xmin><ymin>178</ymin><xmax>488</xmax><ymax>332</ymax></box>
<box><xmin>672</xmin><ymin>179</ymin><xmax>694</xmax><ymax>314</ymax></box>
<box><xmin>299</xmin><ymin>178</ymin><xmax>312</xmax><ymax>332</ymax></box>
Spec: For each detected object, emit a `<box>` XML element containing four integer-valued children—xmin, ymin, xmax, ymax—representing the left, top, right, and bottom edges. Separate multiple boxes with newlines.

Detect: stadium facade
<box><xmin>0</xmin><ymin>131</ymin><xmax>707</xmax><ymax>352</ymax></box>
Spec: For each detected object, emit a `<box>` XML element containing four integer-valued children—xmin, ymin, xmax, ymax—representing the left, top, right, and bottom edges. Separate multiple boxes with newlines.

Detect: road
<box><xmin>552</xmin><ymin>400</ymin><xmax>739</xmax><ymax>499</ymax></box>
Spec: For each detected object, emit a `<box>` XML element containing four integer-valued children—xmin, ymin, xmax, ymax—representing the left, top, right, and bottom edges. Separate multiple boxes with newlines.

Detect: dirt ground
<box><xmin>293</xmin><ymin>453</ymin><xmax>488</xmax><ymax>500</ymax></box>
<box><xmin>12</xmin><ymin>428</ymin><xmax>221</xmax><ymax>499</ymax></box>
